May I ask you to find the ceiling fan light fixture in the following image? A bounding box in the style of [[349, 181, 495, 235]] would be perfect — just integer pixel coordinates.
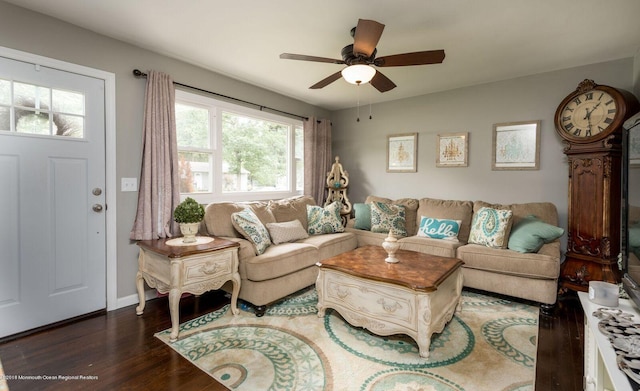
[[341, 64, 376, 85]]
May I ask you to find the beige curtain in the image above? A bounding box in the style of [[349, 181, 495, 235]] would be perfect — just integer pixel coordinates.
[[130, 70, 180, 240], [303, 117, 332, 205]]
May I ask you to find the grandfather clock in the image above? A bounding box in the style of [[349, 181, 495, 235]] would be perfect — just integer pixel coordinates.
[[555, 79, 640, 292]]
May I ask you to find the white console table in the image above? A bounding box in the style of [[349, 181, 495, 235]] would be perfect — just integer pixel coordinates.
[[579, 292, 639, 391]]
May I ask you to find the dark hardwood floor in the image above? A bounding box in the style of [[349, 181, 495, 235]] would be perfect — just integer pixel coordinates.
[[0, 289, 584, 391]]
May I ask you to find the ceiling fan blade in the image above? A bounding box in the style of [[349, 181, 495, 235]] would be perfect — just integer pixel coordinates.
[[370, 70, 396, 93], [353, 19, 385, 58], [310, 71, 343, 89], [280, 53, 345, 64], [375, 50, 445, 67]]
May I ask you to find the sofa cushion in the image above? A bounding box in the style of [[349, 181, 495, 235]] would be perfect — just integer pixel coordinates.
[[204, 201, 274, 238], [417, 198, 474, 243], [468, 207, 513, 249], [507, 215, 564, 253], [473, 200, 559, 226], [353, 203, 372, 230], [365, 196, 419, 236], [457, 243, 560, 280], [307, 202, 344, 235], [241, 242, 319, 282], [370, 202, 407, 237], [266, 219, 309, 245], [398, 235, 462, 258], [417, 216, 461, 241], [231, 208, 272, 255], [269, 195, 316, 230], [299, 232, 357, 260]]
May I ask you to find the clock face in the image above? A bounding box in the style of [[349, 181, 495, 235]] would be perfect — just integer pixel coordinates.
[[558, 90, 617, 139]]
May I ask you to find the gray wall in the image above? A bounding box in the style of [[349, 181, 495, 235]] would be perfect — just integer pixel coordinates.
[[332, 58, 637, 251], [0, 1, 330, 299]]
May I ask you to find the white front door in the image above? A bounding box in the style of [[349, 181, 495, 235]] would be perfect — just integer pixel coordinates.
[[0, 56, 106, 338]]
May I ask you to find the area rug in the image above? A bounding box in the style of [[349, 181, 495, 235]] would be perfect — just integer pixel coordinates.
[[156, 288, 538, 391]]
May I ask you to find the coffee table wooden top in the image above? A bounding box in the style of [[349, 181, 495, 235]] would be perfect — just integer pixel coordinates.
[[317, 246, 463, 293]]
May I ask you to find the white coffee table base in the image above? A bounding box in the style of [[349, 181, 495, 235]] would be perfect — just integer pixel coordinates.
[[316, 268, 463, 358]]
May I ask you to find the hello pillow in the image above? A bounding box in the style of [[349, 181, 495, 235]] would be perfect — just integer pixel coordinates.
[[417, 216, 462, 241]]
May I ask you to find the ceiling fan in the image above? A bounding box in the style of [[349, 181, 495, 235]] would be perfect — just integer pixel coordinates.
[[280, 19, 445, 93]]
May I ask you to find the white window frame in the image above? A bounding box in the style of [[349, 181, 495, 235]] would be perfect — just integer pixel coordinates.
[[175, 89, 303, 204]]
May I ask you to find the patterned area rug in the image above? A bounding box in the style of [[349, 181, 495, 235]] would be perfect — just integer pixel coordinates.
[[156, 288, 538, 391]]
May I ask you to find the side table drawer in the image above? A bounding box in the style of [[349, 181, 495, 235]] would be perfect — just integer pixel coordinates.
[[183, 251, 234, 285]]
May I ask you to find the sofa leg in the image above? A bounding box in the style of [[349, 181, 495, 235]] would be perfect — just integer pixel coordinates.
[[540, 303, 555, 316], [255, 305, 267, 317]]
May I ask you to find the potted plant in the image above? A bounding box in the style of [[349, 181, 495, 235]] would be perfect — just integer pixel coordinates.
[[173, 197, 205, 243]]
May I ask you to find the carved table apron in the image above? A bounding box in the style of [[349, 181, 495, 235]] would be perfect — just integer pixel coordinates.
[[135, 237, 240, 342], [316, 246, 464, 358]]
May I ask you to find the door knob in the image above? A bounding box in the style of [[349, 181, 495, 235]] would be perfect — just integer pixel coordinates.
[[92, 204, 104, 212], [92, 187, 102, 196]]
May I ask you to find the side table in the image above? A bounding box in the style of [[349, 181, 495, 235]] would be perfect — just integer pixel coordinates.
[[135, 237, 240, 342]]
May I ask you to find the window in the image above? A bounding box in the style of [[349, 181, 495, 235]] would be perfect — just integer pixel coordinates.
[[0, 78, 85, 138], [175, 89, 304, 203]]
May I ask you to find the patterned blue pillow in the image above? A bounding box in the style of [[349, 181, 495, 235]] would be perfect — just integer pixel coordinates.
[[417, 216, 461, 241], [231, 208, 271, 255], [468, 207, 513, 248], [307, 202, 344, 235], [370, 202, 407, 237]]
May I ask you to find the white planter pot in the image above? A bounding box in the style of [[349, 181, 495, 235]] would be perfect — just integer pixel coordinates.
[[179, 222, 200, 243]]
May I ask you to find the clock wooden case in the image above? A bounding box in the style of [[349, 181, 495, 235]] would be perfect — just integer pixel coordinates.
[[555, 79, 640, 292]]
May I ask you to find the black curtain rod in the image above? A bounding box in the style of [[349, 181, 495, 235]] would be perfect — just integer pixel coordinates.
[[132, 69, 309, 122]]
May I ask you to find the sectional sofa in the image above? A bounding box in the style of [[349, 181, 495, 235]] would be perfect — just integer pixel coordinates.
[[347, 196, 563, 314], [202, 194, 563, 315]]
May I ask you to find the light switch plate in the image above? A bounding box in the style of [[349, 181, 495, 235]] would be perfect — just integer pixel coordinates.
[[121, 177, 138, 192]]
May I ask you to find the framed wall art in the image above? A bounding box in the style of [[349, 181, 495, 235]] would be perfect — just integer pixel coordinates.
[[492, 121, 540, 170], [436, 132, 468, 167], [387, 133, 417, 173]]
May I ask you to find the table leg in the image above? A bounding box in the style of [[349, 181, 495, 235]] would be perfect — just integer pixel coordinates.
[[417, 297, 433, 358], [230, 272, 240, 315], [316, 275, 326, 317], [168, 288, 182, 342], [135, 271, 146, 315]]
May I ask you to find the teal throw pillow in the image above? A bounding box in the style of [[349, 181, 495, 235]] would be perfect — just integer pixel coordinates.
[[370, 202, 407, 237], [307, 202, 345, 235], [468, 207, 513, 249], [507, 215, 564, 253], [417, 216, 461, 241], [231, 208, 271, 255], [353, 203, 372, 231]]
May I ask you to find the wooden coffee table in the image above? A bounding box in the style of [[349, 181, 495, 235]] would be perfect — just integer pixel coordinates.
[[316, 245, 464, 358]]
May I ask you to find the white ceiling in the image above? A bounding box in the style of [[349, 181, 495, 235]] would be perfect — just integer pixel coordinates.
[[7, 0, 640, 111]]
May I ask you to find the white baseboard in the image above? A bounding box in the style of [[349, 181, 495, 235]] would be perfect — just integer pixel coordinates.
[[115, 289, 158, 310]]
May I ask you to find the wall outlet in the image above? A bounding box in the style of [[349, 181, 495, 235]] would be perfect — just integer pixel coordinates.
[[121, 177, 138, 192]]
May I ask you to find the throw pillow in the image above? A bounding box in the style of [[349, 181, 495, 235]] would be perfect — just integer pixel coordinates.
[[307, 202, 345, 235], [370, 202, 408, 237], [417, 216, 462, 241], [231, 208, 271, 255], [266, 219, 309, 245], [353, 203, 372, 231], [507, 215, 564, 253], [468, 207, 513, 249]]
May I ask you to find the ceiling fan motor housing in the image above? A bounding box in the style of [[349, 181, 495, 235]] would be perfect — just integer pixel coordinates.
[[341, 44, 376, 65]]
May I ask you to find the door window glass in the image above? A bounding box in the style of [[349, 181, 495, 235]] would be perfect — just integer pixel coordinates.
[[0, 78, 85, 138]]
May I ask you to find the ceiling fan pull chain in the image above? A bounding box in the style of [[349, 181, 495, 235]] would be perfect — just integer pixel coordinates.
[[369, 86, 373, 120], [356, 83, 361, 122]]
